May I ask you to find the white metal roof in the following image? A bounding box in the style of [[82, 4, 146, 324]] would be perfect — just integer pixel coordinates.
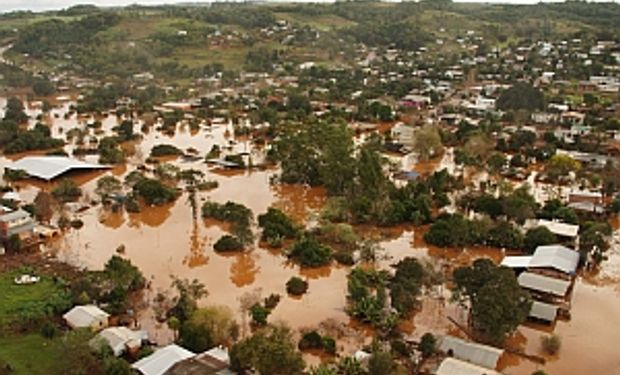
[[62, 305, 109, 328], [501, 256, 533, 268], [535, 219, 579, 238], [518, 272, 571, 296], [6, 156, 108, 180], [438, 336, 504, 369], [529, 301, 559, 322], [132, 344, 195, 375], [436, 357, 503, 375], [530, 245, 579, 274], [92, 327, 147, 356]]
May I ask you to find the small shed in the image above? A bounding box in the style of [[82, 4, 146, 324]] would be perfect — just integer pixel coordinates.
[[63, 305, 109, 330], [529, 300, 559, 323]]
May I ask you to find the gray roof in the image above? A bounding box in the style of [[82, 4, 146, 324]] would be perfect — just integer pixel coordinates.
[[501, 256, 533, 269], [436, 358, 503, 375], [0, 209, 31, 222], [438, 336, 504, 369], [529, 301, 559, 322], [63, 305, 109, 328], [518, 272, 571, 297], [530, 245, 579, 274], [6, 156, 108, 180]]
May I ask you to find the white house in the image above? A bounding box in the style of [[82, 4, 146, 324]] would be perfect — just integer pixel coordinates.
[[91, 326, 148, 356], [63, 305, 109, 330], [132, 344, 195, 375]]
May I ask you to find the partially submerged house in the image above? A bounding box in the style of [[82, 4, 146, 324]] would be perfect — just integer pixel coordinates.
[[132, 344, 195, 375], [163, 346, 234, 375], [517, 272, 572, 300], [63, 305, 109, 330], [501, 244, 579, 276], [438, 336, 504, 370], [6, 156, 108, 181], [435, 357, 503, 375], [0, 209, 35, 240], [90, 326, 148, 356]]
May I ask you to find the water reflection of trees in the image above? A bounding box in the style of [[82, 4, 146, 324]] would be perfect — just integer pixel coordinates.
[[230, 253, 260, 287]]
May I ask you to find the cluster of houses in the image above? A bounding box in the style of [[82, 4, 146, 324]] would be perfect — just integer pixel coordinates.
[[62, 304, 233, 375]]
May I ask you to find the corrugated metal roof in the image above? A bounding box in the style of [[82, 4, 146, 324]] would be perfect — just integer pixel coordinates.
[[518, 272, 571, 296], [6, 156, 107, 180], [438, 336, 504, 369], [62, 305, 109, 328], [530, 245, 579, 274], [501, 256, 533, 268], [133, 344, 195, 375], [529, 301, 559, 322], [535, 219, 579, 238], [436, 357, 503, 375], [0, 209, 31, 222]]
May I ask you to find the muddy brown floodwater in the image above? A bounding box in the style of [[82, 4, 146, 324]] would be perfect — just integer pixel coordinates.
[[2, 97, 620, 373]]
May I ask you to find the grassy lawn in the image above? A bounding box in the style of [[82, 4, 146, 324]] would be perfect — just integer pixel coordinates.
[[0, 334, 65, 375], [0, 270, 63, 326]]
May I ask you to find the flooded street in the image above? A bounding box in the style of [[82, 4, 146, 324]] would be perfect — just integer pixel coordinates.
[[1, 96, 620, 374]]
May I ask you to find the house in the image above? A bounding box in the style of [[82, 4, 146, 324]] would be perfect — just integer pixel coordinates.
[[6, 156, 108, 181], [568, 190, 603, 205], [435, 357, 503, 375], [0, 209, 35, 240], [527, 219, 579, 241], [438, 336, 504, 369], [164, 346, 234, 375], [529, 300, 559, 323], [63, 305, 109, 330], [132, 344, 195, 375], [90, 326, 148, 356], [517, 272, 572, 299], [400, 94, 431, 108], [528, 245, 580, 275], [391, 123, 415, 146]]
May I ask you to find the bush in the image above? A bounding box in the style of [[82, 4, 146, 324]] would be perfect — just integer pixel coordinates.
[[52, 179, 82, 202], [333, 251, 355, 266], [40, 321, 59, 339], [214, 235, 244, 252], [298, 331, 323, 350], [133, 178, 178, 205], [249, 303, 270, 326], [541, 334, 561, 355], [258, 208, 298, 243], [419, 333, 436, 357], [286, 276, 308, 296], [151, 144, 182, 157], [202, 201, 253, 244], [288, 235, 332, 267]]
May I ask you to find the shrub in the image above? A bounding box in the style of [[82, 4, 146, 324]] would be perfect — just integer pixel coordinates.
[[249, 303, 270, 326], [419, 333, 436, 357], [263, 294, 281, 310], [286, 276, 308, 296], [214, 235, 244, 252], [52, 179, 82, 202], [151, 144, 182, 157], [258, 208, 298, 243], [288, 235, 332, 267], [133, 178, 178, 205], [298, 331, 323, 350], [333, 252, 355, 266], [541, 334, 561, 355]]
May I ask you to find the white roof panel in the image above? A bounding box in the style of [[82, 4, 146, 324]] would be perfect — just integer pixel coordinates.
[[7, 156, 107, 180], [132, 344, 195, 375], [535, 219, 579, 238]]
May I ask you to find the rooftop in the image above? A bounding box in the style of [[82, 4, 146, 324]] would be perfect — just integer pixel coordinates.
[[529, 245, 579, 274], [62, 305, 109, 328], [436, 357, 503, 375], [529, 300, 559, 322], [133, 344, 195, 375], [438, 336, 504, 369], [518, 272, 571, 297], [6, 156, 108, 181]]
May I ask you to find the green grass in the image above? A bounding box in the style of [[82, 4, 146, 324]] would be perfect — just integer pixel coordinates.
[[0, 334, 65, 375], [0, 270, 62, 326]]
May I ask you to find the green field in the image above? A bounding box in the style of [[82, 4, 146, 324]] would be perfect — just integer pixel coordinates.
[[0, 270, 64, 326], [0, 334, 65, 375]]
